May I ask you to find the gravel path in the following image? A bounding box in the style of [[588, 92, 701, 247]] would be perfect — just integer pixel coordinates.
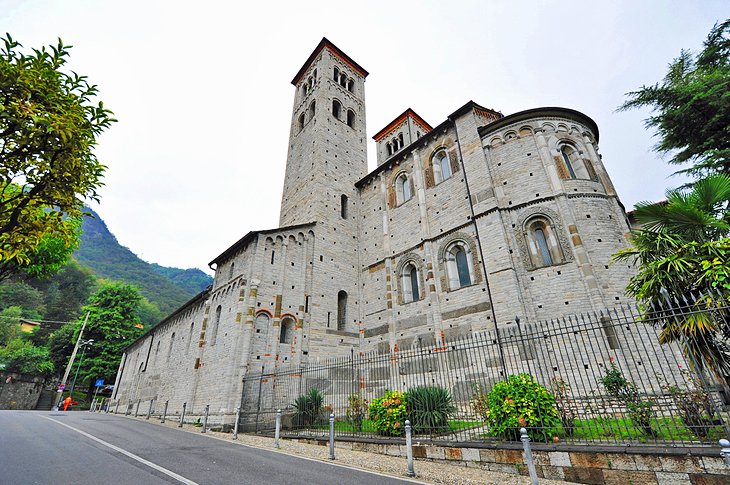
[[118, 414, 572, 485]]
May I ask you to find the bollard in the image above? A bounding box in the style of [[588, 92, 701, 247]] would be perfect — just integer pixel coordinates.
[[179, 402, 187, 427], [115, 400, 119, 414], [161, 400, 168, 423], [126, 400, 132, 416], [329, 413, 335, 460], [720, 439, 730, 466], [135, 399, 141, 417], [275, 409, 282, 449], [405, 420, 415, 477], [233, 406, 240, 440], [520, 428, 539, 485], [202, 404, 209, 433], [147, 399, 154, 420]]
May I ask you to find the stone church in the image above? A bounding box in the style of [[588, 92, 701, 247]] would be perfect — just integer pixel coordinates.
[[112, 38, 634, 422]]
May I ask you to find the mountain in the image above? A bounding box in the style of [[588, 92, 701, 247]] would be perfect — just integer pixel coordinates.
[[74, 208, 212, 316]]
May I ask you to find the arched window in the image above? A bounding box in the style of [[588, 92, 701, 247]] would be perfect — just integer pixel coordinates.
[[560, 145, 577, 178], [347, 78, 354, 92], [167, 332, 175, 361], [302, 84, 308, 96], [229, 262, 235, 280], [340, 194, 348, 219], [255, 312, 270, 334], [445, 242, 475, 290], [386, 143, 393, 156], [309, 101, 316, 120], [280, 317, 294, 344], [395, 173, 412, 205], [332, 99, 341, 120], [333, 67, 340, 82], [313, 68, 317, 80], [398, 133, 404, 147], [525, 218, 564, 268], [346, 109, 355, 128], [401, 263, 421, 303], [337, 290, 347, 331], [307, 76, 313, 89], [339, 72, 347, 87], [432, 149, 452, 183], [210, 305, 222, 346], [298, 112, 305, 132]]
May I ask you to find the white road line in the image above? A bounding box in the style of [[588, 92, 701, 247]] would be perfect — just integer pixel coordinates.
[[43, 416, 198, 485]]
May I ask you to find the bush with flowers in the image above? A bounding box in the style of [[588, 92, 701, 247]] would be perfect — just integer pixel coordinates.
[[485, 373, 560, 442], [368, 389, 408, 436]]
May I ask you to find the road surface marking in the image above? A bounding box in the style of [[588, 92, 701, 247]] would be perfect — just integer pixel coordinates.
[[43, 416, 198, 485]]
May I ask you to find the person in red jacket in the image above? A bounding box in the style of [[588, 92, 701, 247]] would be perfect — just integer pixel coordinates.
[[63, 396, 72, 411]]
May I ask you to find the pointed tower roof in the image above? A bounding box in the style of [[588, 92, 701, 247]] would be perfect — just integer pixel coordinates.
[[291, 37, 369, 86]]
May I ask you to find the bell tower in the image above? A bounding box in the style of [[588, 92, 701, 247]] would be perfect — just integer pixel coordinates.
[[279, 38, 369, 227], [279, 38, 369, 346]]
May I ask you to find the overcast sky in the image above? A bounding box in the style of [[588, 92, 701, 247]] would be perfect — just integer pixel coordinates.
[[4, 1, 728, 273]]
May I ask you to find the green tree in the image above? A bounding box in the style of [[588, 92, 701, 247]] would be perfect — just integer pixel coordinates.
[[0, 278, 45, 318], [0, 305, 22, 345], [0, 337, 54, 375], [46, 322, 75, 373], [0, 34, 115, 280], [619, 19, 730, 178], [72, 282, 145, 391]]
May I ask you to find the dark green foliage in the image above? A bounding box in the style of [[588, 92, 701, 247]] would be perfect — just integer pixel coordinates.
[[150, 264, 212, 294], [405, 386, 456, 434], [46, 322, 75, 373], [75, 207, 211, 318], [0, 338, 54, 375], [551, 376, 577, 437], [293, 388, 324, 426], [35, 260, 96, 323], [0, 279, 45, 319], [601, 362, 656, 438], [667, 372, 715, 439], [619, 20, 730, 178], [483, 374, 560, 442]]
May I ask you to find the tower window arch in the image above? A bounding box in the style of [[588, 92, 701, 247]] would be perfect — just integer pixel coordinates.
[[346, 109, 355, 128], [401, 262, 421, 303], [398, 132, 404, 147], [333, 66, 340, 82], [339, 72, 347, 87], [432, 149, 452, 183], [298, 112, 305, 132], [386, 143, 393, 156], [210, 305, 222, 346], [309, 100, 316, 120], [332, 99, 342, 120], [525, 216, 564, 268], [444, 241, 475, 290], [340, 194, 348, 219], [280, 317, 294, 344], [557, 143, 597, 181], [395, 172, 413, 205], [337, 290, 347, 331], [347, 78, 354, 92]]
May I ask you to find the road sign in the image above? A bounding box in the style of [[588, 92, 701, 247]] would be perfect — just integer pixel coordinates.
[[95, 379, 104, 387], [57, 384, 65, 391]]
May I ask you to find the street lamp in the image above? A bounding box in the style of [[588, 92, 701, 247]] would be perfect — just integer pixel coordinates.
[[68, 339, 94, 398]]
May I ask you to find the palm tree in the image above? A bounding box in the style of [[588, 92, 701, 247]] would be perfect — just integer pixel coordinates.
[[614, 174, 730, 380]]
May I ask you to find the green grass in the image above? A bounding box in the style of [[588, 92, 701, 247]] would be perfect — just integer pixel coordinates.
[[312, 418, 485, 435], [565, 416, 725, 443]]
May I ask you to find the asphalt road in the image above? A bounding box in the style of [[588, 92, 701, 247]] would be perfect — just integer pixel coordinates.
[[0, 411, 419, 485]]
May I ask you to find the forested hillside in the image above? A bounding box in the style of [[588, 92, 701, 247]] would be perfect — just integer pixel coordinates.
[[74, 208, 212, 316]]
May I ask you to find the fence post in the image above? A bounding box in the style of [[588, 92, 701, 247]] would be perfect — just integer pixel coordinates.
[[147, 399, 153, 420], [405, 420, 415, 477], [115, 400, 119, 414], [125, 400, 132, 415], [275, 409, 281, 449], [233, 406, 240, 440], [135, 399, 141, 417], [328, 413, 335, 460], [202, 404, 209, 433], [520, 428, 539, 485], [179, 402, 186, 427], [720, 439, 730, 467], [161, 400, 168, 423]]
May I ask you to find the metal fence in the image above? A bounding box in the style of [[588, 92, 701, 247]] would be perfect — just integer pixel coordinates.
[[239, 293, 730, 447]]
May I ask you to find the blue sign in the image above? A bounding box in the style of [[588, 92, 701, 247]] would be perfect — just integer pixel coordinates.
[[95, 379, 104, 387]]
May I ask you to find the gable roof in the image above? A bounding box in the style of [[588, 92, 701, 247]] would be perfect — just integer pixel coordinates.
[[291, 37, 369, 86]]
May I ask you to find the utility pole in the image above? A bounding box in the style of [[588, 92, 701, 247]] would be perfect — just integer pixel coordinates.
[[52, 311, 90, 411]]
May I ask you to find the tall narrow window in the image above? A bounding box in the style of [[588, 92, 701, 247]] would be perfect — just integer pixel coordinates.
[[337, 290, 347, 331], [445, 242, 475, 290], [271, 250, 275, 264], [340, 194, 348, 219], [386, 143, 393, 156], [280, 317, 294, 344], [347, 109, 355, 128], [398, 133, 404, 147], [433, 149, 452, 183], [309, 100, 316, 120], [396, 173, 412, 204], [229, 262, 235, 280], [534, 226, 553, 266], [333, 67, 339, 82], [455, 247, 471, 287], [347, 79, 354, 92], [210, 305, 222, 346], [401, 263, 420, 303], [561, 145, 578, 179], [332, 99, 341, 120], [298, 112, 305, 132], [339, 72, 347, 87]]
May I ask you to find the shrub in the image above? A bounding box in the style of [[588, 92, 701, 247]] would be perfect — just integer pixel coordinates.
[[600, 361, 656, 437], [484, 374, 560, 442], [293, 388, 324, 427], [406, 386, 456, 434], [551, 376, 577, 436], [346, 393, 368, 431], [667, 370, 715, 439], [368, 389, 407, 436]]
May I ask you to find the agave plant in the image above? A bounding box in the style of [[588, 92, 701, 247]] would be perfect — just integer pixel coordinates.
[[406, 386, 456, 434], [293, 388, 324, 427]]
